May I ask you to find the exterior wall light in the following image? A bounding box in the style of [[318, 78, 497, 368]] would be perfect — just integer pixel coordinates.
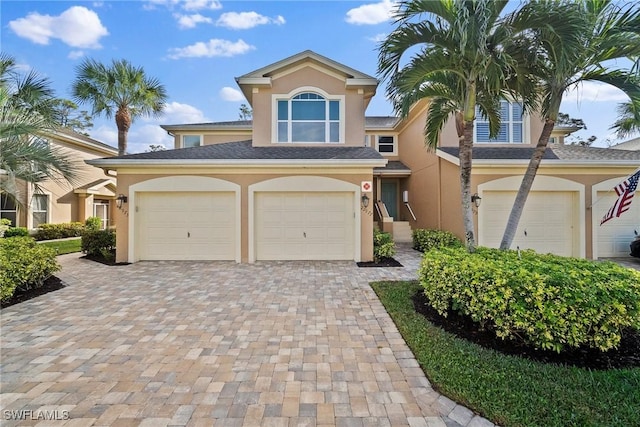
[[116, 194, 128, 209], [361, 194, 370, 208], [471, 193, 482, 208]]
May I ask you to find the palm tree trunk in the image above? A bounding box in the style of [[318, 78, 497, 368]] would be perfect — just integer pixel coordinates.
[[459, 120, 476, 252], [115, 107, 131, 156], [499, 118, 555, 249]]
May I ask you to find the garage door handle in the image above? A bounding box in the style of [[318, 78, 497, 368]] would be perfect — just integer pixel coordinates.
[[187, 232, 190, 238], [303, 232, 306, 238]]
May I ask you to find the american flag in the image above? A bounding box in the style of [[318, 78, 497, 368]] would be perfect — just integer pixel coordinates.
[[600, 169, 640, 225]]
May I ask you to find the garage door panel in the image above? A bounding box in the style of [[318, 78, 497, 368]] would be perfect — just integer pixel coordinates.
[[481, 191, 576, 257], [137, 191, 236, 261], [256, 192, 354, 260], [596, 190, 639, 257]]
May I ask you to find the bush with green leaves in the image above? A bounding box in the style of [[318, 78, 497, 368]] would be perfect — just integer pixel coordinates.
[[374, 229, 396, 262], [0, 237, 60, 301], [81, 229, 115, 259], [412, 229, 463, 252], [35, 222, 85, 241], [419, 246, 640, 353], [4, 227, 29, 238], [84, 216, 103, 231], [0, 218, 11, 237]]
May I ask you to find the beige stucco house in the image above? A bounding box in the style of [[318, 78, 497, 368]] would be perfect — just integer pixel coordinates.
[[88, 50, 640, 263], [2, 128, 118, 230]]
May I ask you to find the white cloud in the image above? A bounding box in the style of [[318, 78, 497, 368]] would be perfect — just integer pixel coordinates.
[[219, 87, 245, 102], [562, 81, 630, 103], [175, 13, 212, 29], [346, 0, 396, 25], [368, 33, 387, 43], [67, 50, 85, 59], [128, 124, 174, 153], [167, 38, 255, 59], [144, 0, 221, 11], [8, 6, 108, 49], [89, 125, 118, 147], [183, 0, 222, 11], [216, 11, 286, 30], [161, 101, 208, 123]]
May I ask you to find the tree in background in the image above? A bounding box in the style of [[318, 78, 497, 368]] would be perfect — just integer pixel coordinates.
[[239, 103, 252, 120], [0, 53, 76, 209], [72, 58, 168, 156], [50, 99, 93, 135], [500, 0, 640, 250]]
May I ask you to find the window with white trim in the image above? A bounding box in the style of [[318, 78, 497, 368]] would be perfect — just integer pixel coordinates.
[[277, 92, 340, 143], [1, 193, 18, 226], [32, 194, 48, 228], [376, 135, 396, 154], [475, 100, 524, 144], [182, 135, 201, 148]]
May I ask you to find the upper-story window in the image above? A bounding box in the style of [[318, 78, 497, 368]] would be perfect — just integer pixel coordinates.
[[367, 134, 397, 155], [277, 92, 340, 143], [182, 135, 201, 148], [475, 100, 525, 144]]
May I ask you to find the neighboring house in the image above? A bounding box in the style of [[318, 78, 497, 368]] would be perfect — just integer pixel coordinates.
[[611, 136, 640, 151], [87, 50, 640, 263], [1, 128, 118, 230]]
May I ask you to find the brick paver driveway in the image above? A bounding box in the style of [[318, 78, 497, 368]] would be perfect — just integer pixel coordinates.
[[1, 245, 492, 427]]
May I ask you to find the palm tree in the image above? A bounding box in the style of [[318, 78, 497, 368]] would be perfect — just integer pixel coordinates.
[[610, 99, 640, 139], [0, 53, 76, 210], [500, 0, 640, 250], [72, 58, 168, 156], [378, 0, 552, 251]]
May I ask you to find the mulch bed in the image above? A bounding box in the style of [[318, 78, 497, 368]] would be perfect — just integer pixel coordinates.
[[357, 257, 403, 267], [1, 276, 65, 309], [81, 254, 130, 266], [412, 290, 640, 370]]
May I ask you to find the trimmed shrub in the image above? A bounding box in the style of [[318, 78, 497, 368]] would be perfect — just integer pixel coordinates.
[[412, 229, 463, 252], [4, 227, 29, 238], [82, 229, 115, 259], [374, 229, 396, 262], [35, 222, 85, 241], [419, 246, 640, 353], [85, 216, 103, 231], [0, 236, 60, 301]]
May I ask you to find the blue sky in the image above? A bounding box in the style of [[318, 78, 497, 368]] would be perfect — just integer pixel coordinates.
[[2, 0, 634, 153]]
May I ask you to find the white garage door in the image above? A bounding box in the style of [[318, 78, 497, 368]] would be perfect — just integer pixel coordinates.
[[480, 191, 577, 257], [596, 190, 640, 257], [255, 192, 354, 260], [137, 192, 236, 260]]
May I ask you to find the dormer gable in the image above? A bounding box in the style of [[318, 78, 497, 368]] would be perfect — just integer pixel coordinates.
[[236, 51, 378, 147]]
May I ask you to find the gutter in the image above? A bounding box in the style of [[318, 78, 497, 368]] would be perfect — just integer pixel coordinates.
[[86, 158, 388, 169]]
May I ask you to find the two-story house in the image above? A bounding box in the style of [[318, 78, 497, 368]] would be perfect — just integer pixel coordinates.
[[2, 128, 118, 230], [88, 50, 640, 263]]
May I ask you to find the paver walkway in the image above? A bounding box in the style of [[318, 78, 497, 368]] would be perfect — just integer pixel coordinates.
[[1, 245, 494, 427]]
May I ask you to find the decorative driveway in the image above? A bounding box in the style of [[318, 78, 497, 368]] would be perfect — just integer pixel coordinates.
[[0, 245, 493, 427]]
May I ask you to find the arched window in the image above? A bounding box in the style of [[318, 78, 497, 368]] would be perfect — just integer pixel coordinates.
[[277, 92, 340, 143]]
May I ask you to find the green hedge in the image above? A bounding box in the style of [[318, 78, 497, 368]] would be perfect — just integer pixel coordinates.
[[35, 222, 85, 241], [4, 227, 29, 238], [82, 229, 116, 260], [419, 247, 640, 352], [0, 237, 60, 301], [374, 229, 396, 261], [412, 229, 463, 252]]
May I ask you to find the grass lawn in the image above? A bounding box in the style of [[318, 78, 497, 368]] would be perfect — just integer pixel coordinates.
[[39, 238, 82, 255], [371, 280, 640, 427]]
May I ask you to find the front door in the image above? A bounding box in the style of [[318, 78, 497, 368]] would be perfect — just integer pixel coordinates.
[[381, 180, 398, 219]]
